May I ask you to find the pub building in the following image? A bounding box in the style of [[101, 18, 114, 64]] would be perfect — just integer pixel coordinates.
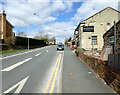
[[74, 7, 120, 51]]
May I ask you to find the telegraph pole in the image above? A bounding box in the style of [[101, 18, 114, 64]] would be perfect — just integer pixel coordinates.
[[114, 21, 116, 55]]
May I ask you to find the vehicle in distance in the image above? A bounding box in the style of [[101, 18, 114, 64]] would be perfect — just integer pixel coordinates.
[[57, 44, 64, 50]]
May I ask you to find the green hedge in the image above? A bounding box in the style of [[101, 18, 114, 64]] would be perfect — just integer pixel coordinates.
[[15, 36, 46, 46]]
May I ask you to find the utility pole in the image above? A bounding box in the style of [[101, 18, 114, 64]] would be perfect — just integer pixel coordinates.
[[28, 25, 29, 50], [114, 21, 116, 55]]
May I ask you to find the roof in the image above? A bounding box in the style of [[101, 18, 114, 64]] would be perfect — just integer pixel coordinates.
[[76, 7, 120, 30], [0, 13, 14, 28], [6, 20, 14, 28]]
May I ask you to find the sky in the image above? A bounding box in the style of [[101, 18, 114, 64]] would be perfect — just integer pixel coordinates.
[[0, 0, 120, 43]]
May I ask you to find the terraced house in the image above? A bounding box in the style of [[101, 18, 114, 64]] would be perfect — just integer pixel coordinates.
[[74, 7, 120, 50], [0, 11, 14, 43]]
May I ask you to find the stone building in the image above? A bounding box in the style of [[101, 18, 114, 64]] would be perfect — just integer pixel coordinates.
[[0, 11, 14, 42], [74, 7, 120, 50], [103, 20, 120, 54]]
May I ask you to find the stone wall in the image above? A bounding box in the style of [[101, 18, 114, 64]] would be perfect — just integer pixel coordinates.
[[103, 20, 120, 54], [78, 51, 120, 94]]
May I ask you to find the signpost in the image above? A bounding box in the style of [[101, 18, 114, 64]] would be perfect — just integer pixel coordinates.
[[83, 26, 94, 32]]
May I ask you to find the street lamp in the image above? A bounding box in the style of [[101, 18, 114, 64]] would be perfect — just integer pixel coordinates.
[[28, 13, 37, 50], [28, 25, 29, 50]]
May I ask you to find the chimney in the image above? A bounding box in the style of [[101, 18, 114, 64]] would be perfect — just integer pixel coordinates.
[[1, 10, 6, 40]]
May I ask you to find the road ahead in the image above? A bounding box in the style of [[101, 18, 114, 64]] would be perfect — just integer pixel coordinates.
[[0, 45, 115, 94]]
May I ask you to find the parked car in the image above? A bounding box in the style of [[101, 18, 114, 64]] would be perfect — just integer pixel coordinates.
[[57, 44, 64, 50]]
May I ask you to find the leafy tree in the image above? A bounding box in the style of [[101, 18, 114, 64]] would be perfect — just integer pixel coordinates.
[[40, 37, 49, 42]]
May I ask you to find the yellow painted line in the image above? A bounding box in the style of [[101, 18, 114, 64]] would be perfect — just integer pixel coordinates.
[[50, 54, 62, 93], [44, 54, 61, 93]]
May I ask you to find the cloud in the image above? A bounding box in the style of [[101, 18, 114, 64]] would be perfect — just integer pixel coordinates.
[[44, 21, 76, 43], [0, 0, 72, 27], [72, 0, 120, 24]]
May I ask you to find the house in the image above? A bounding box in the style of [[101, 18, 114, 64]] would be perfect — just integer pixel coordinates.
[[75, 7, 120, 51], [103, 20, 120, 54], [0, 11, 14, 43]]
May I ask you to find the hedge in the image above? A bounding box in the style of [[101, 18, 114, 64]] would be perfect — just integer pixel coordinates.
[[15, 36, 46, 46]]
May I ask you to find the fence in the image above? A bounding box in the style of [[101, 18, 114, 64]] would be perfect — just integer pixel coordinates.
[[108, 54, 120, 70]]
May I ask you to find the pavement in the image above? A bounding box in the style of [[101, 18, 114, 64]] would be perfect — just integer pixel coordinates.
[[0, 45, 116, 94], [62, 47, 115, 93]]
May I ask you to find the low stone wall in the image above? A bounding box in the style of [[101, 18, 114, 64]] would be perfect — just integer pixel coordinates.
[[78, 51, 120, 94]]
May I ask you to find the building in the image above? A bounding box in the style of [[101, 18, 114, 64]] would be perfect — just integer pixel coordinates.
[[103, 20, 120, 54], [49, 37, 56, 45], [0, 11, 14, 43], [74, 7, 120, 50]]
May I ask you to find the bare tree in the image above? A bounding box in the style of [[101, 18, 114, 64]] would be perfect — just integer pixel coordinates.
[[38, 30, 44, 38], [44, 34, 49, 39], [17, 30, 27, 37], [34, 35, 40, 39]]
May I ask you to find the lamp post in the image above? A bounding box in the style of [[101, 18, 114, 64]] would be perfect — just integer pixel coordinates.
[[28, 25, 29, 50], [28, 13, 37, 50]]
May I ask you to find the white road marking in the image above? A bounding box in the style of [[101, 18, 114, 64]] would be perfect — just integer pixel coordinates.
[[57, 51, 64, 53], [35, 53, 41, 56], [1, 76, 29, 95], [1, 58, 32, 72], [88, 72, 92, 74], [46, 50, 48, 52], [0, 46, 51, 60]]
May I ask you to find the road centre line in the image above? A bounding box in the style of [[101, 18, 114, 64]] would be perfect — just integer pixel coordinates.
[[1, 76, 29, 95], [1, 46, 51, 60], [35, 53, 42, 56], [1, 58, 32, 72], [44, 54, 61, 93], [50, 54, 62, 93]]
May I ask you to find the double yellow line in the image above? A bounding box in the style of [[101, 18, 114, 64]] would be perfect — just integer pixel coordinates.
[[44, 53, 62, 93]]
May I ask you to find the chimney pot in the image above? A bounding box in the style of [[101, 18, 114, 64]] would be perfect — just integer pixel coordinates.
[[3, 10, 5, 14]]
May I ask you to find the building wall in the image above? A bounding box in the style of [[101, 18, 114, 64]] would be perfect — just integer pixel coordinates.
[[103, 20, 120, 54], [6, 21, 13, 37], [78, 7, 120, 50], [0, 12, 14, 41]]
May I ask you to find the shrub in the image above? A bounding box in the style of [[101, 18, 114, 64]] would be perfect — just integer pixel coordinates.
[[5, 37, 16, 46], [75, 48, 87, 56]]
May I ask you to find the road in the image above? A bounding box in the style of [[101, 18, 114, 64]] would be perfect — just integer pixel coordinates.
[[0, 45, 116, 94]]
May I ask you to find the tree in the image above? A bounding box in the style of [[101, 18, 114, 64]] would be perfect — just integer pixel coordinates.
[[17, 30, 27, 37], [40, 37, 49, 42], [38, 30, 44, 38], [34, 35, 40, 39], [5, 37, 16, 46], [44, 34, 49, 39], [68, 37, 72, 42]]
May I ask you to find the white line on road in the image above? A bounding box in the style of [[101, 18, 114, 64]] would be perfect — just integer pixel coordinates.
[[35, 53, 41, 56], [0, 46, 51, 60], [1, 58, 32, 72], [46, 50, 49, 52], [1, 76, 29, 95]]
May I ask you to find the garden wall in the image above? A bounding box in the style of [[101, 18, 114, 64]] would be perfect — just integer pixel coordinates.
[[78, 51, 120, 94]]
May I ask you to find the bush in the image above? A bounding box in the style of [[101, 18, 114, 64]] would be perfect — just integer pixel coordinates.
[[5, 37, 16, 46], [75, 48, 87, 57]]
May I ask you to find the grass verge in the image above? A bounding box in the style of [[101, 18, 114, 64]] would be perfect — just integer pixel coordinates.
[[0, 49, 26, 54]]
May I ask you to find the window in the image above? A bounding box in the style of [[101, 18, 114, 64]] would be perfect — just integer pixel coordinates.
[[107, 23, 111, 31], [92, 36, 97, 45], [109, 36, 114, 45]]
